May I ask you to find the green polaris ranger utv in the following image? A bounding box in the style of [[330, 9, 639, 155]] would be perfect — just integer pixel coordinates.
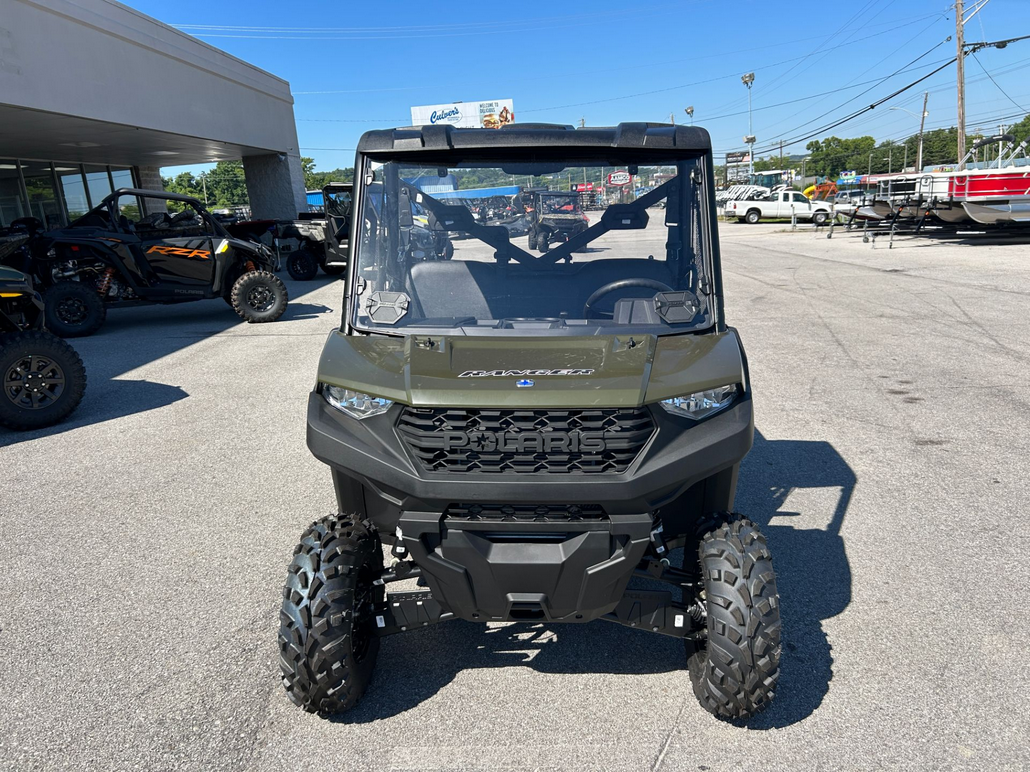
[[281, 123, 780, 721], [0, 265, 86, 429]]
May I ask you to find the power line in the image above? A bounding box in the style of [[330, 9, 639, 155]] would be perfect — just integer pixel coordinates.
[[752, 38, 953, 150], [174, 4, 683, 41], [971, 52, 1029, 112], [757, 0, 898, 99], [757, 9, 949, 136], [732, 34, 1030, 157], [521, 22, 953, 116]]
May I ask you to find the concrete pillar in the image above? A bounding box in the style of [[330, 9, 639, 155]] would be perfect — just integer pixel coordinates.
[[135, 165, 165, 192], [242, 152, 307, 220], [134, 166, 167, 214]]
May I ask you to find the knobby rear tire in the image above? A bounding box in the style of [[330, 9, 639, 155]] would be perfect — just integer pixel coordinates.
[[231, 271, 288, 323], [43, 281, 106, 338]]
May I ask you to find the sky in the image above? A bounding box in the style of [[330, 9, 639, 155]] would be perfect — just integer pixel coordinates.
[[126, 0, 1030, 177]]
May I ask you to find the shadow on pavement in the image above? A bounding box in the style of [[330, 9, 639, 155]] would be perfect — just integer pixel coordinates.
[[333, 618, 685, 725], [282, 301, 334, 321], [330, 429, 855, 726], [736, 430, 855, 729], [0, 275, 340, 446]]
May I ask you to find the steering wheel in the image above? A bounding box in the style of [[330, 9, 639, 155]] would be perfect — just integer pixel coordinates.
[[583, 278, 673, 318]]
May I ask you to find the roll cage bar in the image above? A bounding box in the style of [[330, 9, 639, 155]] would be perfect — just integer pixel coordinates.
[[403, 176, 679, 268]]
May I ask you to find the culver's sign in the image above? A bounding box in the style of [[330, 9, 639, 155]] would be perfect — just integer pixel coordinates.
[[429, 106, 462, 125], [410, 98, 515, 129]]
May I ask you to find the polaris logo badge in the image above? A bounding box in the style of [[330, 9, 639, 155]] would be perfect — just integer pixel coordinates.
[[458, 369, 595, 378], [442, 431, 606, 454]]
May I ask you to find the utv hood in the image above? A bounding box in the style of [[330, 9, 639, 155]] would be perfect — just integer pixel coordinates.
[[317, 331, 746, 409]]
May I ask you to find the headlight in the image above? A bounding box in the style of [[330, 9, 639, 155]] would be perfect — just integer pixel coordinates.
[[659, 384, 739, 420], [322, 384, 393, 419]]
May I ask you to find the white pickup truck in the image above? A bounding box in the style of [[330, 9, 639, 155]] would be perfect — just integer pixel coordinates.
[[724, 190, 832, 224]]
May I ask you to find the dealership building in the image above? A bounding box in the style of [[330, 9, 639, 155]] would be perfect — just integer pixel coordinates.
[[1, 0, 307, 228]]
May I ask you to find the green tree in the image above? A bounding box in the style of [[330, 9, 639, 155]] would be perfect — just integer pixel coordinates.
[[205, 161, 248, 208], [301, 157, 354, 191], [804, 135, 877, 177], [162, 161, 249, 209]]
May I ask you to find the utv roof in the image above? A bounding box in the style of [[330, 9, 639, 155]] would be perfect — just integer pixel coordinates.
[[356, 122, 712, 154]]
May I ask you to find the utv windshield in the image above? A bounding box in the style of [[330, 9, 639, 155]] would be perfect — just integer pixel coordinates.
[[539, 193, 581, 214], [351, 156, 715, 336]]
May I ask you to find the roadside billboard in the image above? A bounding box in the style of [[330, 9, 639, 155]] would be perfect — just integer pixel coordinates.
[[410, 100, 515, 129], [725, 151, 751, 183]]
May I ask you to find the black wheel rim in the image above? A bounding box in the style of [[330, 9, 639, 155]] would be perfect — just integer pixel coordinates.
[[56, 297, 88, 325], [246, 284, 275, 312], [3, 354, 66, 410]]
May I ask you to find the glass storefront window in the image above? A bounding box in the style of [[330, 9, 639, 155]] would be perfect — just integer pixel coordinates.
[[110, 168, 135, 193], [84, 164, 113, 207], [0, 160, 28, 227], [1, 162, 140, 230], [56, 165, 89, 221], [20, 162, 63, 229]]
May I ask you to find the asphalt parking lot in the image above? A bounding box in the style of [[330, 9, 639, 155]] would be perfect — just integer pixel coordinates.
[[2, 222, 1029, 771]]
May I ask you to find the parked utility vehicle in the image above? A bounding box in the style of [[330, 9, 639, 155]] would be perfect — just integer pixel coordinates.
[[523, 190, 590, 254], [232, 182, 353, 281], [0, 265, 85, 429], [10, 189, 287, 337], [725, 189, 832, 224], [282, 123, 781, 721]]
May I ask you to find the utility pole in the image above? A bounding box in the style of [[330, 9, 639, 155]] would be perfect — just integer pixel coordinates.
[[578, 117, 585, 129], [201, 173, 208, 206], [669, 112, 676, 125], [779, 140, 784, 170], [956, 0, 966, 169], [917, 91, 929, 172], [999, 124, 1006, 168]]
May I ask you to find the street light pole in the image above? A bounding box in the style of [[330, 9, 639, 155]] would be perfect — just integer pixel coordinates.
[[917, 91, 928, 172], [684, 106, 694, 125], [890, 95, 930, 172], [742, 73, 755, 179]]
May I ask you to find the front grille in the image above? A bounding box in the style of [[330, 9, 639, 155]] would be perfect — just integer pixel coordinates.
[[397, 407, 655, 474], [445, 503, 607, 521]]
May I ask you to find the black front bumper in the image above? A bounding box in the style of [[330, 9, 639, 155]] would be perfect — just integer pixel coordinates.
[[307, 393, 752, 622]]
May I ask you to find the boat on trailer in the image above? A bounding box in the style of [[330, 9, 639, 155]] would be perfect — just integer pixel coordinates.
[[932, 134, 1030, 226]]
